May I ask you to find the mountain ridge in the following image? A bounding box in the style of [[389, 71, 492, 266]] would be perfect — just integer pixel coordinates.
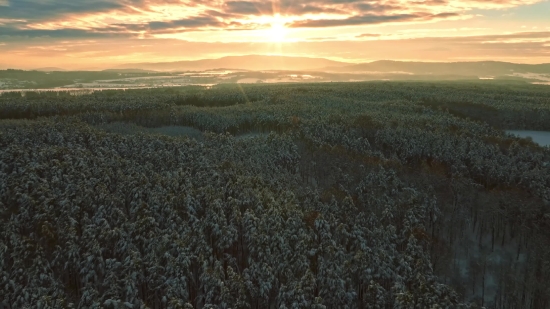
[[4, 56, 549, 79], [112, 56, 550, 77], [326, 60, 550, 76], [34, 67, 68, 72], [113, 55, 352, 71]]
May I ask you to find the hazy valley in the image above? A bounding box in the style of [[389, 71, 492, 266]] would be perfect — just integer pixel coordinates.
[[2, 56, 550, 92]]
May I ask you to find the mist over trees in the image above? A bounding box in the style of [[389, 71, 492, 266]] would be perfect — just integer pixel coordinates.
[[1, 81, 549, 308]]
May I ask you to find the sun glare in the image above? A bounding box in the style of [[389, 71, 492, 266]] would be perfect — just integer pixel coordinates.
[[268, 14, 287, 42]]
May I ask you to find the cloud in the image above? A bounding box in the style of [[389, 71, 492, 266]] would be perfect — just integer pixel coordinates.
[[288, 12, 460, 28], [0, 18, 25, 25], [356, 33, 381, 38], [289, 14, 416, 28], [0, 26, 130, 38], [0, 0, 125, 20], [223, 1, 346, 16], [148, 16, 225, 31], [224, 1, 274, 15], [0, 0, 547, 43]]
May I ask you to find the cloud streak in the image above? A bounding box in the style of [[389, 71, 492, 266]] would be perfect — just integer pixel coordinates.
[[287, 12, 463, 28]]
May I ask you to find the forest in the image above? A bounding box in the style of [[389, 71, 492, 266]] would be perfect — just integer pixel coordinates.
[[0, 81, 549, 309]]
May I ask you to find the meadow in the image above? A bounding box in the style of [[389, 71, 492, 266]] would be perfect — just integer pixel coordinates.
[[1, 81, 549, 309]]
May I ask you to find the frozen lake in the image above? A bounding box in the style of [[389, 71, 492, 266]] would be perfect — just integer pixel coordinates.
[[506, 130, 550, 147]]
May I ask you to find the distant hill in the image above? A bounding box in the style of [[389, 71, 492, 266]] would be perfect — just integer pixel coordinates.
[[102, 68, 158, 73], [113, 57, 550, 78], [34, 67, 67, 72], [326, 60, 550, 76], [114, 55, 351, 72]]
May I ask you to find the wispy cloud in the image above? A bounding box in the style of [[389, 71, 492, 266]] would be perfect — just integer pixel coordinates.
[[0, 18, 25, 25]]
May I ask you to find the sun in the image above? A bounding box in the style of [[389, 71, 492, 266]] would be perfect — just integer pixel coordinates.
[[268, 14, 287, 42]]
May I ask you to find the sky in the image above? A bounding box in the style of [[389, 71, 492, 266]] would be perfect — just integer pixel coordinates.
[[0, 0, 549, 69]]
